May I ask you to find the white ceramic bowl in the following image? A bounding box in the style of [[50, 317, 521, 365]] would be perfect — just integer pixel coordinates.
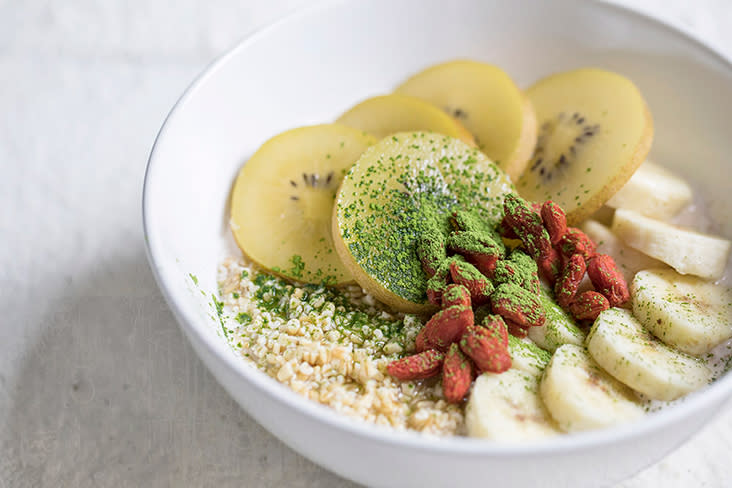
[[143, 1, 732, 486]]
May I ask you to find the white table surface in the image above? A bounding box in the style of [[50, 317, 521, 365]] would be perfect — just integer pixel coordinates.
[[1, 1, 731, 486]]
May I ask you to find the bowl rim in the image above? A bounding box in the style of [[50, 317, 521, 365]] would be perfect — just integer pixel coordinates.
[[143, 0, 732, 456]]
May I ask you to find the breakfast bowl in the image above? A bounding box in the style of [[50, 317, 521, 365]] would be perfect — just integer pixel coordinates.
[[142, 0, 732, 486]]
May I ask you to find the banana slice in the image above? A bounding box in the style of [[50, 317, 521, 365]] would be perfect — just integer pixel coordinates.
[[606, 160, 692, 220], [465, 369, 560, 441], [581, 219, 667, 283], [587, 308, 711, 401], [631, 269, 732, 356], [528, 290, 585, 352], [540, 344, 644, 432], [508, 336, 551, 377], [611, 208, 731, 280]]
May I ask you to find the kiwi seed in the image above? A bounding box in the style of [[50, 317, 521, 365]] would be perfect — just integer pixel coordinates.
[[528, 112, 600, 183]]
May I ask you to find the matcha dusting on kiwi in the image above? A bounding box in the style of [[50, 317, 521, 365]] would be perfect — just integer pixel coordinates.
[[346, 176, 455, 302], [336, 132, 513, 306]]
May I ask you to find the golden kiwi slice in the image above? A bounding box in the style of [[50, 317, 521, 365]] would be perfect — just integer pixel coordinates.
[[517, 68, 653, 224], [336, 94, 475, 146], [395, 60, 537, 181], [230, 124, 375, 284], [333, 132, 513, 313]]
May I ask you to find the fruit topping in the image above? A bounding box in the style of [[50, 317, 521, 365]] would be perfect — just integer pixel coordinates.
[[605, 160, 692, 220], [631, 269, 732, 356], [567, 291, 610, 321], [587, 308, 710, 401], [586, 254, 630, 307], [396, 60, 537, 181], [421, 305, 474, 352], [540, 344, 642, 432], [441, 283, 472, 309], [491, 283, 546, 329], [442, 343, 474, 403], [332, 132, 512, 312], [459, 315, 512, 374], [541, 200, 568, 245], [555, 254, 587, 308], [230, 124, 375, 284], [517, 68, 653, 224], [502, 194, 553, 260], [449, 259, 494, 305], [386, 349, 445, 381], [611, 208, 731, 280], [336, 94, 475, 145], [558, 227, 596, 262]]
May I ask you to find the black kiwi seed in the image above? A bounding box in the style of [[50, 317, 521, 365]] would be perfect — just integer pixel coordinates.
[[522, 113, 601, 184], [290, 170, 340, 201], [445, 106, 468, 120]]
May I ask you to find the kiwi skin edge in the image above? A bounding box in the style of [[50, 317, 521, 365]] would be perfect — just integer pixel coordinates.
[[330, 189, 438, 316], [503, 95, 539, 183], [565, 103, 653, 226]]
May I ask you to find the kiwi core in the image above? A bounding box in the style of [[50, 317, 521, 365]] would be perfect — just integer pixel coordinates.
[[529, 113, 599, 182]]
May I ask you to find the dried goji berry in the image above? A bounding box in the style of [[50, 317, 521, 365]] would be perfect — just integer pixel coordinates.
[[491, 283, 546, 328], [505, 319, 530, 338], [503, 194, 553, 260], [441, 283, 472, 309], [492, 250, 541, 295], [555, 253, 587, 308], [558, 227, 596, 262], [497, 216, 518, 239], [447, 230, 502, 277], [422, 305, 474, 351], [414, 327, 430, 353], [537, 246, 562, 286], [449, 260, 493, 305], [541, 200, 568, 245], [442, 343, 473, 403], [568, 290, 610, 321], [386, 349, 444, 380], [587, 254, 630, 307], [459, 315, 511, 373]]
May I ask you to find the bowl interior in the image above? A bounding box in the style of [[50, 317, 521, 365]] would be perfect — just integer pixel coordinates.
[[144, 0, 732, 456]]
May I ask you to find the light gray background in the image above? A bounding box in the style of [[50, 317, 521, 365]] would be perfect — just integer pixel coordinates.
[[2, 1, 731, 486]]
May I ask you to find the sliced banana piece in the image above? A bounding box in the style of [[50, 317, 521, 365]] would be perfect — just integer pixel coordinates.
[[508, 336, 551, 377], [606, 160, 692, 220], [581, 219, 667, 283], [466, 369, 561, 441], [631, 269, 732, 356], [528, 290, 585, 352], [611, 209, 731, 279], [540, 344, 644, 432], [587, 308, 711, 401]]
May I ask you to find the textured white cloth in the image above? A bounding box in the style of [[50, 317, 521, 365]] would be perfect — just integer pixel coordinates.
[[1, 1, 730, 486]]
